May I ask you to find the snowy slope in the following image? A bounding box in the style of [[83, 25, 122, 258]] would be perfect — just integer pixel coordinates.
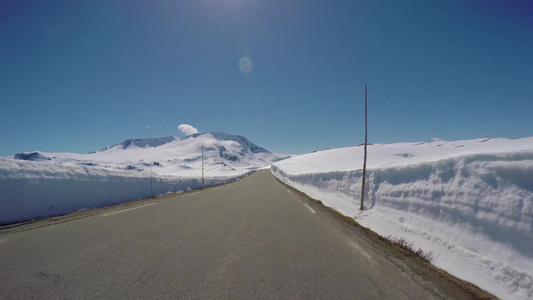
[[1, 132, 288, 225], [13, 132, 288, 177], [271, 137, 533, 300], [99, 136, 177, 151]]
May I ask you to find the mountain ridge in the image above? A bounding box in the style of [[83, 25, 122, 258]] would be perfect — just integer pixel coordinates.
[[14, 132, 289, 177], [101, 136, 178, 151]]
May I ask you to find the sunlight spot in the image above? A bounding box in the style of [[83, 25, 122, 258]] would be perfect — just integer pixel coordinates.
[[239, 56, 253, 73]]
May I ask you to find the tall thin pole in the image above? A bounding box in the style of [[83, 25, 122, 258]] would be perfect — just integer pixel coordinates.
[[360, 84, 368, 210], [150, 163, 153, 198], [201, 142, 204, 185]]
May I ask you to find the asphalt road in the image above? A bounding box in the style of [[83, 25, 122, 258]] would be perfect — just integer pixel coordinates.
[[0, 170, 491, 299]]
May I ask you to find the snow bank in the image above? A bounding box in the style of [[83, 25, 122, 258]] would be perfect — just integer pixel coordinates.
[[0, 158, 244, 225], [0, 131, 285, 225], [272, 137, 533, 300]]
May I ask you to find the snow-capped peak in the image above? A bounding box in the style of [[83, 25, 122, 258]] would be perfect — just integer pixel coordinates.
[[184, 132, 270, 154], [101, 136, 178, 151], [13, 132, 289, 177]]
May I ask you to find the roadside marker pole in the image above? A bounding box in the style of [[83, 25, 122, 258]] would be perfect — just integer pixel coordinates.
[[360, 84, 368, 211], [201, 142, 205, 186]]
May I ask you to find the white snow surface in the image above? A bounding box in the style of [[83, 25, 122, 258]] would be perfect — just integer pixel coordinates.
[[1, 132, 288, 225], [271, 137, 533, 300], [47, 132, 287, 177]]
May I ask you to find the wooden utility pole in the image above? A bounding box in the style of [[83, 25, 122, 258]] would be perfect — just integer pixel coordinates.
[[360, 84, 368, 210]]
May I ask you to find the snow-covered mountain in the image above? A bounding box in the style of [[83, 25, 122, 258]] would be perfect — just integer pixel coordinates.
[[99, 136, 178, 151], [1, 132, 289, 225], [13, 132, 289, 176]]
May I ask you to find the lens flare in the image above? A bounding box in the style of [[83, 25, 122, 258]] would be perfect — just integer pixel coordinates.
[[239, 56, 253, 73]]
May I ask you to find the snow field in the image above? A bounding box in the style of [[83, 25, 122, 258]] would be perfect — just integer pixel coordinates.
[[271, 138, 533, 300]]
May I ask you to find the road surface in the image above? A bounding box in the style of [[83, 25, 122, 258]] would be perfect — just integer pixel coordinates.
[[0, 170, 492, 299]]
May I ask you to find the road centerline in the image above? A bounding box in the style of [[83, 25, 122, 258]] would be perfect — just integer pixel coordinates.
[[100, 203, 157, 217], [184, 192, 200, 197]]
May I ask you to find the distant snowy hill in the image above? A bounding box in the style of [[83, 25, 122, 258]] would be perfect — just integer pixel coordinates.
[[13, 132, 289, 176], [99, 136, 178, 151]]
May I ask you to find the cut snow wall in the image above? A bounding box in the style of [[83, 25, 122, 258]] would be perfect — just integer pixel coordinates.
[[0, 158, 241, 225], [271, 152, 533, 300], [273, 152, 533, 259]]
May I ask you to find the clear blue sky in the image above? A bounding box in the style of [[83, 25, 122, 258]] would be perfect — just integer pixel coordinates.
[[1, 0, 532, 156]]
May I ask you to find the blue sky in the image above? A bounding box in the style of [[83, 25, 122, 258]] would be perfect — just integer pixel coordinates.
[[1, 0, 531, 156]]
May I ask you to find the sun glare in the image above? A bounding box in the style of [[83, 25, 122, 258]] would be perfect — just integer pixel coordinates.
[[239, 56, 253, 73]]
